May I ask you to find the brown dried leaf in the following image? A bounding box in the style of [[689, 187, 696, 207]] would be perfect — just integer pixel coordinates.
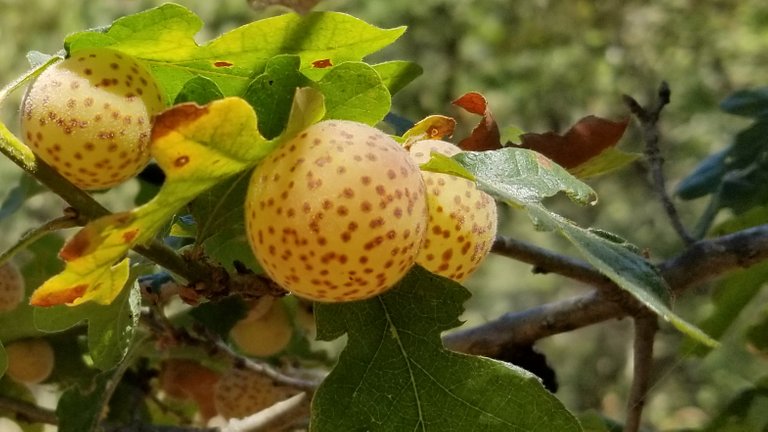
[[518, 116, 629, 169], [452, 92, 501, 151]]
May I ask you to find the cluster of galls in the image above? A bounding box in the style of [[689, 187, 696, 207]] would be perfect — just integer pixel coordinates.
[[245, 120, 497, 302], [19, 49, 497, 304]]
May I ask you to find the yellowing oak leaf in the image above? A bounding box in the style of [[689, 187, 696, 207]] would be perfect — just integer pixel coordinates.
[[30, 96, 273, 307]]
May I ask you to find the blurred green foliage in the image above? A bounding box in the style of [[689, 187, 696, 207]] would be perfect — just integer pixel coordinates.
[[1, 0, 768, 430]]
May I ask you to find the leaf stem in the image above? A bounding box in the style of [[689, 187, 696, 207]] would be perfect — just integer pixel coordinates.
[[0, 395, 58, 425]]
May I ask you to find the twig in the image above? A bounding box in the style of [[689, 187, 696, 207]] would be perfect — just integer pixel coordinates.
[[623, 82, 695, 245], [0, 395, 58, 425], [624, 313, 658, 432], [0, 212, 80, 266], [102, 425, 217, 432], [221, 392, 309, 432], [142, 304, 320, 393], [206, 333, 320, 392], [445, 224, 768, 356], [491, 236, 610, 288]]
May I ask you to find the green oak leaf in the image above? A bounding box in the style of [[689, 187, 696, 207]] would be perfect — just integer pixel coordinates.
[[65, 4, 405, 101], [372, 60, 423, 95], [454, 148, 597, 205], [56, 365, 129, 432], [188, 172, 261, 273], [684, 262, 768, 355], [315, 61, 391, 125], [243, 55, 311, 139], [451, 148, 716, 347], [34, 273, 141, 370], [528, 204, 716, 347], [313, 267, 582, 431], [173, 75, 224, 105]]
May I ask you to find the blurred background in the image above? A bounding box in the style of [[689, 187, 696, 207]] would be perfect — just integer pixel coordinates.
[[1, 0, 767, 429]]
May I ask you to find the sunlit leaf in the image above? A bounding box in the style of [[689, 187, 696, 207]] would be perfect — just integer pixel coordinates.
[[65, 4, 405, 101], [402, 115, 456, 144], [30, 97, 270, 306], [315, 61, 391, 125], [243, 55, 310, 139], [453, 147, 596, 205], [371, 60, 423, 95], [313, 267, 582, 431], [173, 76, 224, 105]]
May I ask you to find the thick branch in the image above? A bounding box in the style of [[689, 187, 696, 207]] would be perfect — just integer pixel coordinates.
[[491, 236, 610, 288], [445, 224, 768, 355]]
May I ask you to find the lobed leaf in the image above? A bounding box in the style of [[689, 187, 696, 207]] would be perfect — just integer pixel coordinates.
[[315, 61, 391, 125], [29, 97, 270, 306], [527, 205, 717, 347], [313, 267, 582, 431], [372, 60, 423, 95], [65, 4, 405, 101], [451, 150, 715, 347]]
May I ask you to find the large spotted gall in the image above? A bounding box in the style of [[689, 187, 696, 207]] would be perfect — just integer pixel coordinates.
[[20, 48, 164, 190], [409, 140, 497, 281], [245, 120, 428, 302]]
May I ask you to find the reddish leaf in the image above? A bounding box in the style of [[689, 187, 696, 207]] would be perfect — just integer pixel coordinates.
[[518, 116, 629, 169], [452, 92, 501, 151]]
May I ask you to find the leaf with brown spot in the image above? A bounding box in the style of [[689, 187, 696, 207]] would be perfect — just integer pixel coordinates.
[[312, 59, 333, 68], [517, 115, 630, 171], [402, 115, 456, 147], [28, 96, 289, 306], [452, 92, 501, 151]]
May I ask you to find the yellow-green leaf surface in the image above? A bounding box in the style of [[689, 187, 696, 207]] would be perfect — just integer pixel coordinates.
[[64, 3, 405, 101], [30, 97, 269, 307]]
